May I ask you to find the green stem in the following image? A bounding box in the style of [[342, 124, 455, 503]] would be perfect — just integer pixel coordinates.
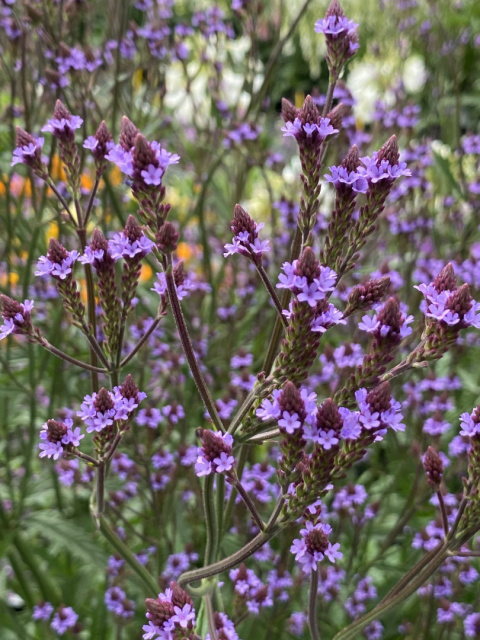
[[308, 568, 320, 640], [203, 475, 217, 566], [163, 254, 224, 433], [228, 384, 267, 436], [222, 446, 248, 536], [256, 263, 287, 327], [332, 546, 449, 640], [14, 534, 60, 605], [120, 305, 166, 368], [205, 593, 218, 640], [178, 528, 279, 589], [98, 515, 158, 594], [231, 474, 265, 531], [39, 338, 107, 374]]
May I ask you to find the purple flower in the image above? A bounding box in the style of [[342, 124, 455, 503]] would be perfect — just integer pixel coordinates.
[[50, 606, 78, 635], [141, 164, 164, 185], [171, 604, 195, 628], [11, 137, 45, 167], [325, 165, 368, 193], [358, 315, 380, 332], [32, 602, 54, 621], [213, 452, 235, 473], [42, 116, 83, 136], [0, 317, 15, 340], [278, 411, 302, 434], [317, 429, 339, 450], [314, 15, 358, 37]]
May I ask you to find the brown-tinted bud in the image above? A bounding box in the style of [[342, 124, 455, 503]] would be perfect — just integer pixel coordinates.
[[92, 121, 113, 161], [1, 295, 24, 321], [300, 95, 320, 126], [156, 222, 179, 253], [424, 446, 443, 489], [281, 98, 299, 124], [45, 68, 62, 86], [53, 99, 71, 122], [295, 247, 320, 281], [132, 134, 158, 179], [94, 388, 114, 413], [326, 102, 350, 130], [201, 430, 232, 461], [342, 145, 361, 173], [446, 283, 472, 318], [145, 597, 175, 627], [278, 381, 306, 422], [15, 126, 36, 149], [376, 135, 399, 166], [173, 261, 186, 288], [124, 215, 143, 243], [57, 42, 72, 59], [47, 238, 69, 264], [305, 527, 329, 555], [91, 229, 109, 253], [377, 297, 403, 338], [119, 116, 139, 151], [46, 419, 68, 443], [317, 398, 343, 433], [119, 374, 140, 402], [366, 382, 391, 414], [231, 204, 256, 238], [346, 277, 391, 312], [433, 263, 456, 293], [325, 0, 345, 19], [170, 582, 193, 609]]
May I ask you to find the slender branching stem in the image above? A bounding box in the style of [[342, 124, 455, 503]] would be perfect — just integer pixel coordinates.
[[120, 308, 166, 367], [84, 177, 101, 227], [39, 338, 107, 373], [230, 474, 265, 531], [437, 490, 449, 537], [163, 254, 225, 433], [203, 475, 217, 566], [205, 593, 218, 640], [308, 568, 320, 640], [45, 177, 76, 224], [178, 527, 279, 590], [256, 263, 288, 327], [98, 515, 159, 594], [73, 450, 100, 467]]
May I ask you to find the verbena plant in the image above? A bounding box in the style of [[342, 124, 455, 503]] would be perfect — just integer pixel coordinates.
[[1, 0, 480, 639]]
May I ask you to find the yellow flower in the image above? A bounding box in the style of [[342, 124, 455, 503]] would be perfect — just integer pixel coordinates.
[[140, 263, 153, 282]]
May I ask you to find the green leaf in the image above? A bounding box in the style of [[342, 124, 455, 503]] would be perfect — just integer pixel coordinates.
[[25, 510, 108, 568]]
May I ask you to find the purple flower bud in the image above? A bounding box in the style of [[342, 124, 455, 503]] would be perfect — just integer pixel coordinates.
[[424, 446, 444, 489]]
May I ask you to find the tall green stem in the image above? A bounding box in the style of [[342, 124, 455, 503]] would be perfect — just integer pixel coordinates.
[[308, 569, 320, 640], [163, 254, 224, 433]]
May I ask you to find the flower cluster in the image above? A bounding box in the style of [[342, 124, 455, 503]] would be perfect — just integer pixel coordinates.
[[229, 564, 274, 615], [0, 296, 35, 341], [32, 602, 79, 635], [416, 266, 480, 329], [142, 583, 196, 640], [277, 260, 337, 306], [290, 520, 343, 572], [358, 299, 414, 339], [224, 204, 270, 265], [194, 429, 235, 477], [39, 418, 84, 460], [77, 377, 146, 434], [314, 0, 359, 74], [281, 117, 338, 143], [11, 130, 44, 169], [106, 123, 180, 188]]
